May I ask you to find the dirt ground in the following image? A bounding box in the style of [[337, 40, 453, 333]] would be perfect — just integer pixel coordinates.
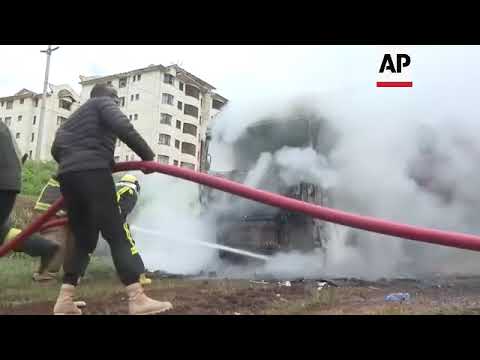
[[3, 275, 480, 315]]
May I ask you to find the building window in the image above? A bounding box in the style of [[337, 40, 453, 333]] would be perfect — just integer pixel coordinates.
[[4, 117, 11, 126], [162, 93, 174, 105], [176, 120, 181, 129], [20, 99, 24, 105], [126, 155, 129, 161], [157, 154, 169, 164], [34, 99, 39, 107], [29, 150, 32, 159], [59, 99, 72, 111], [158, 133, 171, 146], [183, 123, 197, 137], [213, 99, 225, 110], [31, 133, 35, 142], [135, 94, 139, 101], [181, 142, 196, 156], [119, 77, 127, 88], [184, 104, 199, 118], [134, 114, 138, 121], [57, 116, 67, 125], [130, 154, 135, 161], [137, 74, 141, 81], [179, 82, 184, 91], [17, 115, 22, 122], [129, 115, 133, 121], [185, 84, 200, 99], [180, 162, 195, 170], [130, 94, 134, 102], [33, 116, 36, 125], [175, 139, 180, 149], [119, 97, 125, 107], [164, 74, 175, 85], [15, 132, 20, 139], [173, 160, 178, 166], [0, 101, 3, 107], [114, 156, 120, 162], [6, 100, 13, 109], [177, 101, 183, 110], [160, 113, 172, 126]]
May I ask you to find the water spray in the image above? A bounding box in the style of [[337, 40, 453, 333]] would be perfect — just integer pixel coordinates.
[[130, 225, 270, 261]]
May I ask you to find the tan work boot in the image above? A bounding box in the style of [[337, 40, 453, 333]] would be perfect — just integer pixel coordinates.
[[53, 284, 82, 315], [32, 272, 56, 282], [126, 283, 172, 315]]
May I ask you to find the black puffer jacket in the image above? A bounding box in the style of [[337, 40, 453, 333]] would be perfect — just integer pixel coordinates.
[[51, 96, 154, 175], [0, 121, 21, 192]]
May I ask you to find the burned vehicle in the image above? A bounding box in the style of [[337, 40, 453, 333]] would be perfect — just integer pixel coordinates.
[[199, 109, 338, 262]]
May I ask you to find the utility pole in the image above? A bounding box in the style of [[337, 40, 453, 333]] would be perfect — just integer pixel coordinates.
[[35, 45, 59, 161]]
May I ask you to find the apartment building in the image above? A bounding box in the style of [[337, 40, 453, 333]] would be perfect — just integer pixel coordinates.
[[0, 84, 80, 161], [79, 64, 227, 171]]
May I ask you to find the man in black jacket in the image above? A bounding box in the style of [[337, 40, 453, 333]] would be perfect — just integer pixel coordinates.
[[1, 121, 62, 276], [0, 121, 22, 227], [51, 83, 172, 315]]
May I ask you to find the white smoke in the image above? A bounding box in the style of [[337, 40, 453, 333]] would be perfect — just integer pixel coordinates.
[[205, 46, 480, 280], [128, 172, 218, 275], [274, 147, 338, 189], [121, 46, 480, 280]]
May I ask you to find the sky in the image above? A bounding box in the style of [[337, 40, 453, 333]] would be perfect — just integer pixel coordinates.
[[0, 45, 329, 99], [2, 44, 479, 107]]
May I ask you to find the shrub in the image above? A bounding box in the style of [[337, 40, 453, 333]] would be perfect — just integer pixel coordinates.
[[21, 160, 58, 197]]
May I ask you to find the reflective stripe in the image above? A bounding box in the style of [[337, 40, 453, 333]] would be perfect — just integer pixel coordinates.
[[34, 202, 51, 211], [35, 178, 61, 211], [116, 182, 137, 191], [116, 186, 133, 202], [48, 179, 60, 187], [123, 223, 138, 255], [5, 228, 21, 243]]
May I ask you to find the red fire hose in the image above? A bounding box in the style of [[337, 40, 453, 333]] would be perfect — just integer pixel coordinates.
[[3, 160, 480, 257]]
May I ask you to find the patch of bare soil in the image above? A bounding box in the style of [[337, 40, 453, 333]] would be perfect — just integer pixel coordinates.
[[4, 276, 480, 315]]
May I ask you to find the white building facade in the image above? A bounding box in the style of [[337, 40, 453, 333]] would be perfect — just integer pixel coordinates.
[[0, 84, 80, 161], [79, 64, 227, 171]]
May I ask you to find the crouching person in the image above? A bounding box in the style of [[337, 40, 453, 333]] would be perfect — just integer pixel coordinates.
[[31, 175, 74, 281], [0, 222, 61, 273]]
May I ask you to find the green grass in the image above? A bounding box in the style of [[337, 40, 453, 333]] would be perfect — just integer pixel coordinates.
[[0, 255, 119, 308]]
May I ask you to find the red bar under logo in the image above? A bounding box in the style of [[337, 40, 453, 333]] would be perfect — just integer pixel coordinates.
[[376, 81, 413, 87]]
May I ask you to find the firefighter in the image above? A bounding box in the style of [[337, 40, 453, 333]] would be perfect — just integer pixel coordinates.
[[0, 121, 61, 274], [0, 222, 61, 272], [116, 173, 152, 286], [50, 83, 172, 315], [31, 175, 74, 281]]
